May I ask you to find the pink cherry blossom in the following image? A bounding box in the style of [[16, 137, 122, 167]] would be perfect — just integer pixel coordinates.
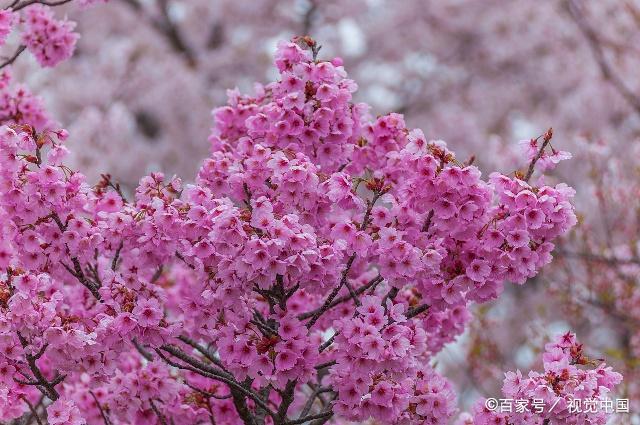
[[0, 19, 620, 423], [21, 5, 79, 67]]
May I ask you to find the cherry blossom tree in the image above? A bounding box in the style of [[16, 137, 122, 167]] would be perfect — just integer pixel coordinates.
[[0, 34, 617, 424], [0, 0, 638, 422]]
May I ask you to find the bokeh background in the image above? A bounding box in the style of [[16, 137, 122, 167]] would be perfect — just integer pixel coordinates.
[[7, 0, 640, 421]]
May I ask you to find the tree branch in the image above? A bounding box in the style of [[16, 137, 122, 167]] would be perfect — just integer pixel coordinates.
[[275, 380, 296, 424], [16, 333, 63, 401], [406, 303, 430, 319], [156, 346, 276, 420], [286, 411, 333, 425], [89, 391, 113, 425], [10, 0, 73, 12], [20, 396, 43, 425], [566, 0, 640, 116], [298, 275, 383, 321], [523, 128, 553, 182], [0, 45, 26, 70]]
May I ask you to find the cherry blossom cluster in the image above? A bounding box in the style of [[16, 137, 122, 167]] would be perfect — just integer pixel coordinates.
[[329, 296, 457, 423], [0, 0, 633, 416], [20, 4, 79, 67], [0, 38, 607, 425], [519, 137, 572, 175], [0, 0, 89, 134], [0, 70, 52, 130], [0, 10, 15, 46], [469, 333, 623, 425]]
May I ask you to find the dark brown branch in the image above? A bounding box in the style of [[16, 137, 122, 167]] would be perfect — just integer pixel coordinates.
[[149, 399, 169, 425], [359, 190, 386, 232], [156, 346, 275, 419], [185, 382, 232, 400], [150, 265, 163, 283], [421, 210, 434, 232], [318, 333, 337, 353], [20, 394, 45, 425], [297, 275, 383, 320], [286, 411, 333, 425], [305, 188, 387, 327], [10, 0, 73, 12], [307, 394, 337, 425], [32, 343, 48, 360], [313, 361, 336, 371], [175, 251, 196, 270], [254, 386, 271, 425], [297, 386, 333, 421], [250, 318, 279, 337], [306, 254, 356, 329], [342, 278, 361, 307], [406, 303, 430, 319], [275, 380, 296, 424], [132, 338, 154, 361], [230, 384, 257, 425], [89, 391, 112, 425], [160, 344, 229, 378], [49, 213, 67, 231], [53, 212, 103, 300], [0, 45, 26, 70], [381, 287, 399, 313], [20, 396, 43, 425], [177, 335, 228, 371], [16, 333, 63, 401], [111, 241, 123, 271], [60, 258, 102, 300], [156, 349, 258, 425]]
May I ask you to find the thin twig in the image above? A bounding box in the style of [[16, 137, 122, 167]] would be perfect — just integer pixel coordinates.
[[111, 241, 123, 271], [421, 210, 434, 232], [298, 386, 333, 420], [275, 380, 296, 424], [149, 399, 169, 425], [156, 346, 276, 419], [185, 382, 232, 400], [0, 45, 26, 70], [406, 303, 430, 319], [16, 333, 63, 401], [286, 411, 333, 425], [523, 128, 553, 182], [132, 338, 154, 361], [306, 254, 356, 329], [11, 0, 73, 12], [20, 396, 44, 425], [89, 391, 112, 425], [318, 333, 337, 353], [177, 335, 228, 371], [297, 275, 383, 320]]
